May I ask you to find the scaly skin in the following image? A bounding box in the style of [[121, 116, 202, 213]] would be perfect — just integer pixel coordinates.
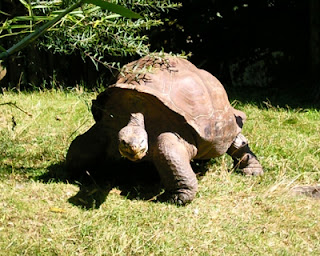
[[118, 113, 148, 161], [116, 112, 200, 205], [153, 132, 198, 205], [227, 133, 264, 176]]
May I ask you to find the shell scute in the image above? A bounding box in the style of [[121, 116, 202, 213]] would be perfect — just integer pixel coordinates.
[[110, 55, 243, 157]]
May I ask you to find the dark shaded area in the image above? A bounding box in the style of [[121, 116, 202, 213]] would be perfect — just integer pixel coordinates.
[[38, 159, 210, 209], [39, 160, 161, 209], [149, 0, 318, 106], [0, 0, 320, 107], [0, 48, 121, 90], [0, 0, 25, 19], [227, 86, 319, 109], [1, 1, 319, 103], [1, 0, 319, 105], [151, 0, 308, 82]]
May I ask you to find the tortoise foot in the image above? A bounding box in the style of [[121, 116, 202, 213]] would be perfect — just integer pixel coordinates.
[[237, 153, 264, 176], [167, 192, 193, 206], [158, 190, 194, 206], [227, 133, 264, 176]]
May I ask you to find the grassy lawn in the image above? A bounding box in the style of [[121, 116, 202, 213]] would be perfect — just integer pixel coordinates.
[[0, 88, 319, 255]]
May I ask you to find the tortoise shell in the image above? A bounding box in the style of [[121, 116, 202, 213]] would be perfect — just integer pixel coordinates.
[[93, 55, 245, 158]]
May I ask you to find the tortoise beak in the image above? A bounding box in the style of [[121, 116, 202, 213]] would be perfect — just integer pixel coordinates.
[[119, 141, 148, 161]]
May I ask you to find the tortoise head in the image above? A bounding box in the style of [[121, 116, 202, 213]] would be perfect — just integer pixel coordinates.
[[118, 113, 148, 161]]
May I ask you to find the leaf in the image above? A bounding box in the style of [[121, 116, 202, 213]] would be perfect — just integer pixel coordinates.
[[50, 207, 66, 213], [3, 25, 35, 30], [83, 0, 142, 19], [18, 0, 30, 9], [0, 45, 6, 52], [12, 16, 54, 22]]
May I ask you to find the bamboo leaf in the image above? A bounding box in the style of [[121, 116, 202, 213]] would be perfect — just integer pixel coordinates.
[[12, 16, 54, 22], [0, 45, 6, 52], [3, 25, 35, 30], [0, 10, 10, 16], [18, 0, 30, 9], [83, 0, 142, 19], [32, 4, 60, 9], [0, 0, 83, 59]]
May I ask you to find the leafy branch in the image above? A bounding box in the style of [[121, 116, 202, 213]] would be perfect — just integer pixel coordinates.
[[0, 0, 181, 74], [0, 0, 142, 60]]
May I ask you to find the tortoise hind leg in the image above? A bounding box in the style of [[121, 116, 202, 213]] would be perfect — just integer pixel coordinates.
[[227, 133, 264, 176], [153, 132, 198, 205]]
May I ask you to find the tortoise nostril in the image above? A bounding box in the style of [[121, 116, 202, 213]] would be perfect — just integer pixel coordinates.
[[131, 145, 138, 151]]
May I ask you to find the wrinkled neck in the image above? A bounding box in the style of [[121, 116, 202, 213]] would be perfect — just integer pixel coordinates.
[[128, 113, 145, 128]]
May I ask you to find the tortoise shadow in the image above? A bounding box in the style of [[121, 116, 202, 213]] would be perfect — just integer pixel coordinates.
[[38, 159, 211, 209], [38, 160, 161, 209]]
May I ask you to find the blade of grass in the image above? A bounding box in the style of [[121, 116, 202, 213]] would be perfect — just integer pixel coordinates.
[[83, 0, 142, 19]]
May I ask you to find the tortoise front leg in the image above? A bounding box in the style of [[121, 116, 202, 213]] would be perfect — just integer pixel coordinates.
[[153, 132, 198, 205], [227, 133, 264, 176], [66, 123, 109, 178]]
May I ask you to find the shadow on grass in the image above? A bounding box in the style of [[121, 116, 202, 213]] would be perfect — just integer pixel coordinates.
[[37, 159, 211, 209], [0, 163, 46, 180], [38, 160, 160, 209]]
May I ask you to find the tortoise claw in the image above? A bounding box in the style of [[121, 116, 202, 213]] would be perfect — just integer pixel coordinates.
[[242, 165, 264, 176], [168, 193, 191, 206], [236, 153, 264, 176], [159, 192, 192, 206]]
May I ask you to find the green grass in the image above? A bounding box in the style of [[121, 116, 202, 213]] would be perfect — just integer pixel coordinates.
[[0, 88, 320, 255]]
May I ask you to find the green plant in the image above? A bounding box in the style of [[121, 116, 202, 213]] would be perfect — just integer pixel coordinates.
[[0, 0, 181, 69]]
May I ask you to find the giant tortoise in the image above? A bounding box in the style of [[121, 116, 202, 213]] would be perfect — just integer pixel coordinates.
[[66, 54, 263, 205]]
